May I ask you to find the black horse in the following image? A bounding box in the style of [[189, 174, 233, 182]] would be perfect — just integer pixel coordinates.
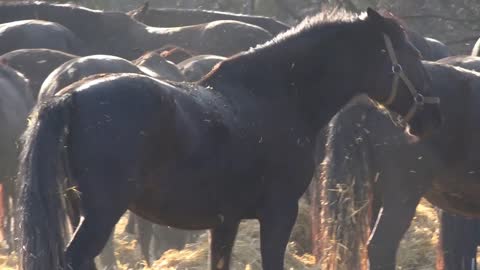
[[319, 59, 480, 270], [127, 2, 290, 35], [17, 9, 441, 270], [37, 53, 187, 268]]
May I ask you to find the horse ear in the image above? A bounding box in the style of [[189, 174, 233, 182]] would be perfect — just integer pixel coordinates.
[[127, 1, 150, 20], [366, 7, 385, 26]]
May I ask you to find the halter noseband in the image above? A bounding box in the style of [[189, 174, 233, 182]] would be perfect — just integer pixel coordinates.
[[381, 34, 440, 123]]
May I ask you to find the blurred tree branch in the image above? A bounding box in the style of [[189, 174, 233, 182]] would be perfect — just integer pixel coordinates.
[[273, 0, 302, 20], [400, 14, 480, 23], [340, 0, 360, 12], [445, 36, 479, 45]]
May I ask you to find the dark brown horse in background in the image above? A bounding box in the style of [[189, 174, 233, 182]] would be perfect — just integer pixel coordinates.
[[319, 57, 480, 270], [0, 2, 272, 59], [432, 55, 480, 270], [17, 9, 441, 270], [0, 49, 77, 98], [0, 64, 34, 251], [127, 1, 290, 35]]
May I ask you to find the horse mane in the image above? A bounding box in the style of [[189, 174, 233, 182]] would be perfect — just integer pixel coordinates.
[[133, 51, 167, 65], [202, 7, 407, 84], [155, 45, 196, 63], [257, 8, 362, 48]]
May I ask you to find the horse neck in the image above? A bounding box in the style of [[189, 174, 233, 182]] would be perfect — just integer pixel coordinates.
[[201, 23, 369, 131]]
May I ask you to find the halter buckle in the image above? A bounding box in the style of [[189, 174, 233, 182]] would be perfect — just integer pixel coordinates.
[[413, 93, 425, 105], [392, 63, 403, 74]]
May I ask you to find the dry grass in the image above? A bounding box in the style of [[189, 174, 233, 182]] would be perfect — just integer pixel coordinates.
[[0, 199, 440, 270], [396, 199, 439, 270]]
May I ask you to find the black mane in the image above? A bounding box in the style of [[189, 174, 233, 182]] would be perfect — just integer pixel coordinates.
[[203, 8, 407, 85]]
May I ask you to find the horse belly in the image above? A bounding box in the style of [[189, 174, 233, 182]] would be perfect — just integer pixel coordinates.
[[129, 167, 243, 230], [426, 173, 480, 217]]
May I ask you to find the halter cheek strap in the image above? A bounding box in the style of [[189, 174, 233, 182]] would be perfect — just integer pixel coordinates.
[[382, 34, 440, 123]]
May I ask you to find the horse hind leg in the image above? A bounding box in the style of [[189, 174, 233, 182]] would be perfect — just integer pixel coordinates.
[[66, 205, 125, 270], [209, 220, 240, 270], [137, 216, 154, 266], [367, 191, 421, 270], [65, 173, 131, 269], [2, 181, 14, 251], [124, 211, 137, 235]]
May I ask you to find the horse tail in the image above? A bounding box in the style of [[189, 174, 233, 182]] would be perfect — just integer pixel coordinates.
[[319, 96, 375, 270], [18, 94, 73, 270]]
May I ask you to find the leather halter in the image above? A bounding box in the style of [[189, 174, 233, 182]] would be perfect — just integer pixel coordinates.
[[382, 34, 440, 123]]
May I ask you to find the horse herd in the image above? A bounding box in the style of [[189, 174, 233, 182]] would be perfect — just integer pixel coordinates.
[[0, 1, 476, 270]]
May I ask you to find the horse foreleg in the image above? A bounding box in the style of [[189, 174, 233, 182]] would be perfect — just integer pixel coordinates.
[[137, 216, 153, 266], [209, 220, 240, 270], [2, 182, 13, 251], [437, 211, 478, 270], [0, 184, 4, 244], [259, 201, 298, 270], [125, 211, 137, 235], [367, 194, 420, 270]]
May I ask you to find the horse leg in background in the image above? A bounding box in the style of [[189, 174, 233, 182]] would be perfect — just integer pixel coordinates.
[[2, 180, 13, 251], [66, 198, 126, 270], [437, 211, 478, 270], [0, 184, 4, 246], [65, 170, 131, 269], [125, 211, 137, 235], [150, 226, 192, 260], [137, 215, 153, 266], [98, 232, 118, 270], [259, 200, 298, 269], [64, 178, 119, 269], [209, 220, 240, 270], [367, 183, 422, 270]]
